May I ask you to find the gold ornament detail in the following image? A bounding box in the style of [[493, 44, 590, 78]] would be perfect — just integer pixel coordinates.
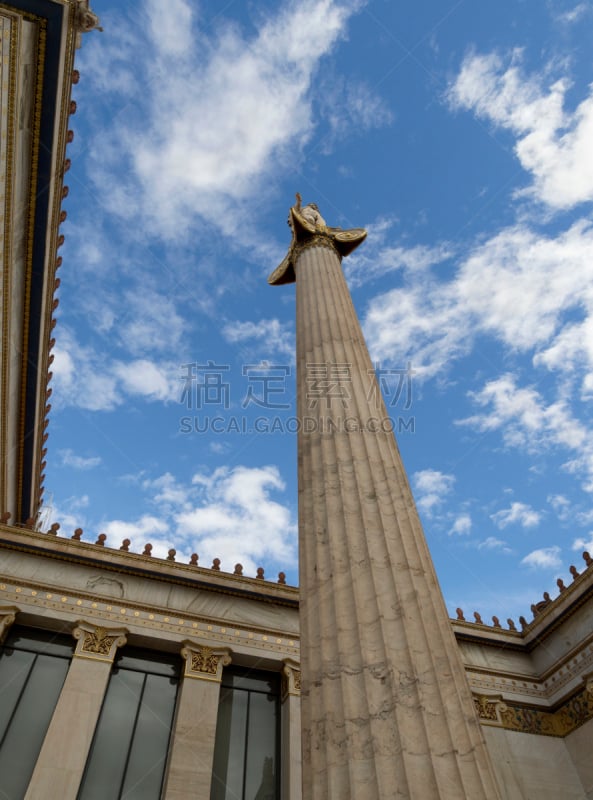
[[190, 646, 219, 675], [473, 694, 500, 722], [268, 194, 366, 286], [81, 626, 118, 656]]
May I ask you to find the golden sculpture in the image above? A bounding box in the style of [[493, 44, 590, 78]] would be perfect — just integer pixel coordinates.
[[268, 193, 367, 286]]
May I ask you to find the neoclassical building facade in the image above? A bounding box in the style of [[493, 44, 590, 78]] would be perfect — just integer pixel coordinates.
[[1, 2, 593, 798]]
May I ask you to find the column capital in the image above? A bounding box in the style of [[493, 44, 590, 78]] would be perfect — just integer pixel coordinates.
[[268, 195, 366, 286], [281, 657, 301, 701], [180, 640, 232, 682], [72, 621, 127, 663], [0, 604, 19, 644]]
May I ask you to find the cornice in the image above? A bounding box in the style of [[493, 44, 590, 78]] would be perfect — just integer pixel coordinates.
[[451, 551, 593, 652], [0, 523, 299, 608]]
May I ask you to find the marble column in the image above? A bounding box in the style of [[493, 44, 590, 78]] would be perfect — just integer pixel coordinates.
[[24, 621, 127, 800], [282, 658, 303, 800], [164, 642, 232, 800], [269, 199, 502, 799]]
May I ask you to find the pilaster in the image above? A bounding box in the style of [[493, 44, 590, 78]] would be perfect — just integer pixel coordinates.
[[163, 642, 232, 800], [282, 658, 302, 800], [24, 621, 127, 800]]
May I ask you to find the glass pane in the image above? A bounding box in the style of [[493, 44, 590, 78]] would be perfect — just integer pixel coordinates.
[[0, 649, 35, 742], [5, 627, 73, 659], [222, 672, 278, 694], [120, 674, 178, 800], [244, 692, 279, 800], [78, 669, 145, 800], [211, 686, 248, 800], [0, 653, 70, 800], [116, 651, 179, 679]]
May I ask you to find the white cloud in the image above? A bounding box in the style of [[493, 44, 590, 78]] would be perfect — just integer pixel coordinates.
[[51, 328, 179, 410], [458, 374, 588, 450], [363, 220, 593, 381], [554, 3, 589, 25], [81, 0, 364, 239], [118, 290, 186, 357], [222, 318, 295, 361], [346, 217, 452, 288], [113, 359, 178, 402], [547, 493, 571, 521], [521, 546, 562, 569], [449, 513, 472, 535], [142, 472, 193, 511], [456, 373, 593, 490], [447, 50, 593, 210], [101, 515, 171, 558], [477, 536, 511, 552], [491, 501, 541, 529], [60, 449, 102, 470], [572, 534, 593, 552], [174, 465, 297, 575], [413, 469, 455, 515]]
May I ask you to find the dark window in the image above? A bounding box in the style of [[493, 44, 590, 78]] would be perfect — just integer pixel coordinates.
[[77, 648, 180, 800], [211, 668, 280, 800], [0, 626, 73, 800]]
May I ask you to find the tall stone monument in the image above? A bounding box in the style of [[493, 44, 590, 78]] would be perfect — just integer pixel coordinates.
[[269, 196, 501, 799]]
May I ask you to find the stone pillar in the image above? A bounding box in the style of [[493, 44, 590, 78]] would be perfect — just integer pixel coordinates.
[[0, 604, 19, 643], [282, 658, 302, 800], [24, 621, 127, 800], [269, 199, 502, 800], [163, 642, 232, 800]]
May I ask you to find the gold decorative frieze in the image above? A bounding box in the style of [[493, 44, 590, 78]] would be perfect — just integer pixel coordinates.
[[473, 679, 593, 737], [181, 641, 231, 682], [0, 604, 19, 643], [281, 657, 301, 700], [73, 620, 127, 662], [0, 578, 299, 656]]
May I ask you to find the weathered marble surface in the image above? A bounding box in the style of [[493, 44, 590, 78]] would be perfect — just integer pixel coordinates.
[[566, 717, 593, 798], [294, 241, 501, 799], [483, 726, 586, 800]]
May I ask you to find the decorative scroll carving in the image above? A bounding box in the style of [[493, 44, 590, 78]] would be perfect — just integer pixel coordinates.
[[281, 658, 301, 701], [73, 621, 127, 662], [181, 641, 231, 682], [191, 646, 218, 675], [473, 694, 502, 722], [0, 605, 19, 644]]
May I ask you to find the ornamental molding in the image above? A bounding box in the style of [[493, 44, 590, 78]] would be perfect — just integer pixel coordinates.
[[473, 677, 593, 738], [0, 577, 300, 658], [73, 620, 127, 662], [466, 637, 593, 704], [0, 604, 19, 643], [181, 641, 232, 682]]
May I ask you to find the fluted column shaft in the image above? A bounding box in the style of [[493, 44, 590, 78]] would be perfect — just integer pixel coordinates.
[[295, 242, 501, 800]]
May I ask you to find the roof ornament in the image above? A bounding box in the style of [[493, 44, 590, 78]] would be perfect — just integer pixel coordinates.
[[74, 1, 103, 48]]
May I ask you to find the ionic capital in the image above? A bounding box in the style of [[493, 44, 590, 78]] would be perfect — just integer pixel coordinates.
[[0, 605, 19, 644], [282, 657, 301, 700], [180, 641, 232, 682], [72, 620, 127, 662]]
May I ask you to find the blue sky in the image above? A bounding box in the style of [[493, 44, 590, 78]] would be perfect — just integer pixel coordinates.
[[48, 0, 593, 623]]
